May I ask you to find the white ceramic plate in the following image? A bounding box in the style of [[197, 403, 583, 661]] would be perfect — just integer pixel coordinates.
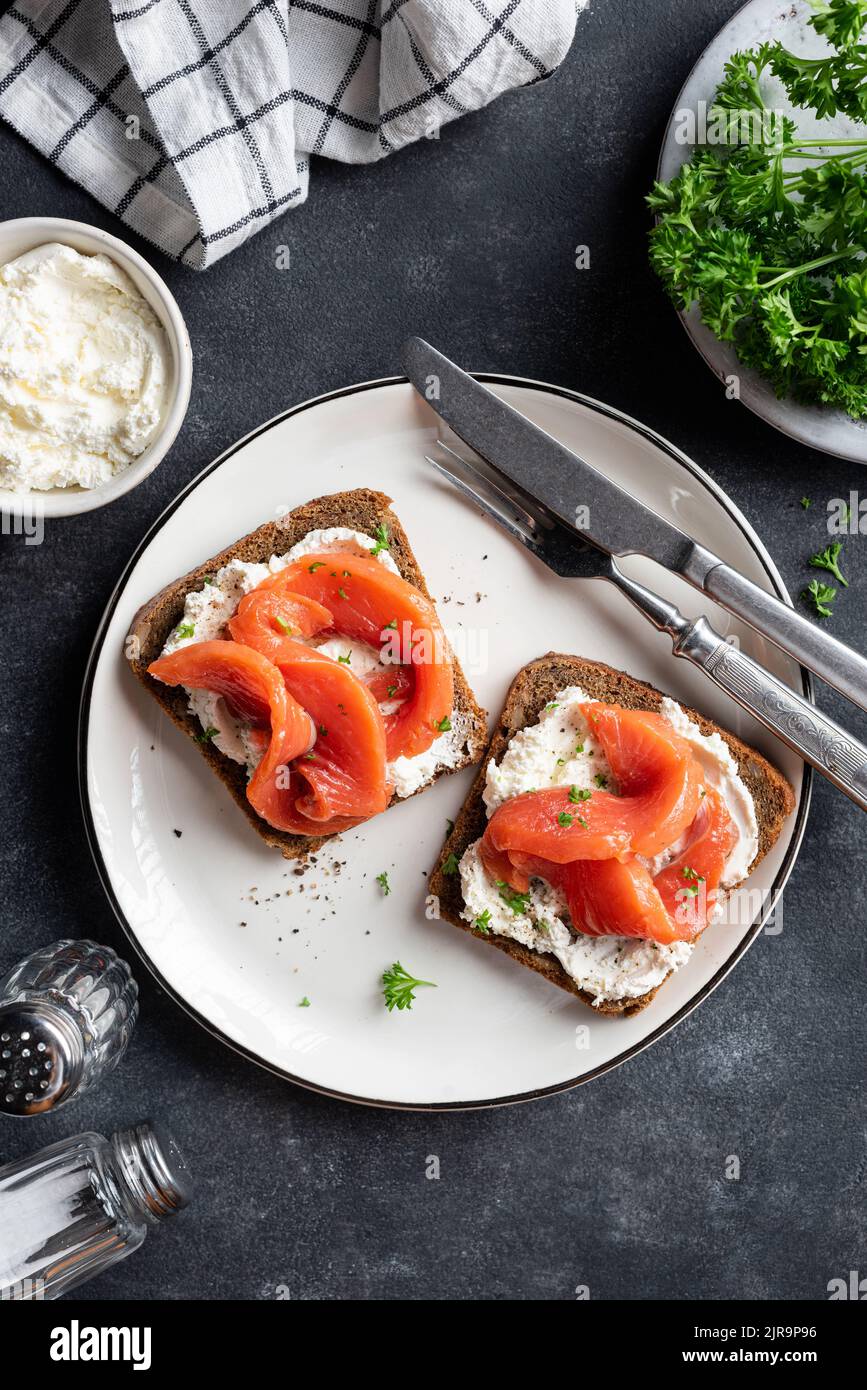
[[658, 0, 867, 463], [79, 377, 811, 1109]]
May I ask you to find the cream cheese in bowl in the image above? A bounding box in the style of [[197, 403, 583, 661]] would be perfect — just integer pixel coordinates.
[[0, 242, 170, 492]]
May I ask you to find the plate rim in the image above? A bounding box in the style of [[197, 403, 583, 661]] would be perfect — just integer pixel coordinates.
[[655, 0, 867, 464], [77, 373, 813, 1111]]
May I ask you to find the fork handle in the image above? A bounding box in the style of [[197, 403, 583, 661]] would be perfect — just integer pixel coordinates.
[[677, 618, 867, 813], [702, 561, 867, 717]]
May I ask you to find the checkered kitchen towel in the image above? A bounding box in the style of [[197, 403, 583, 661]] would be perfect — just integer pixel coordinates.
[[0, 1, 584, 269]]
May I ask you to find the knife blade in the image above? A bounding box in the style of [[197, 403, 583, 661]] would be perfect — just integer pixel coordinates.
[[403, 336, 867, 716], [403, 336, 715, 583]]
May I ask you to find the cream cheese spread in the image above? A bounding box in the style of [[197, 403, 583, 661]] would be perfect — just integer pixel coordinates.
[[161, 527, 464, 797], [0, 243, 169, 491], [459, 685, 759, 1006]]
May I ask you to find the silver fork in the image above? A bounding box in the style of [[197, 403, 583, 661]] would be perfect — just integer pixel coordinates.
[[425, 439, 867, 813]]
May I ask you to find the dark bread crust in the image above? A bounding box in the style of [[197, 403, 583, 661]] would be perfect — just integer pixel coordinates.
[[127, 489, 488, 858], [429, 654, 796, 1017]]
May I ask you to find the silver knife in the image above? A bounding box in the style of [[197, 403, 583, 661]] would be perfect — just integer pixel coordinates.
[[403, 337, 867, 716]]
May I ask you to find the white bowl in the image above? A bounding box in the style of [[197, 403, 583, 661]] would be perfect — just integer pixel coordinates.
[[0, 217, 193, 518]]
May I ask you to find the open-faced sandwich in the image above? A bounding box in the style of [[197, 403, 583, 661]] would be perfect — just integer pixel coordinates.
[[430, 654, 795, 1016], [128, 489, 487, 857]]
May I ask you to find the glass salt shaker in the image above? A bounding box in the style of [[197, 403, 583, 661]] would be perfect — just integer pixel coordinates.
[[0, 1123, 191, 1300], [0, 940, 138, 1115]]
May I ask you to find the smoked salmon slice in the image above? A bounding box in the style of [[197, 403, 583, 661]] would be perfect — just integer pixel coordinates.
[[480, 703, 704, 889], [553, 788, 738, 944], [274, 645, 391, 832], [363, 664, 414, 705], [150, 635, 390, 836], [264, 552, 454, 759], [147, 640, 316, 832], [552, 857, 688, 945], [149, 540, 456, 837], [228, 580, 334, 655], [477, 702, 737, 945], [653, 787, 738, 933], [579, 703, 704, 856], [229, 592, 391, 832], [480, 788, 633, 884]]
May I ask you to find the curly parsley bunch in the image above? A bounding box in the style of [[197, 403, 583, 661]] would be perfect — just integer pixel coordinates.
[[648, 0, 867, 418]]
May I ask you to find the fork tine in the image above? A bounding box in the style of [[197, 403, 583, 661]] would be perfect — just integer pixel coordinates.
[[430, 439, 552, 536], [424, 454, 544, 555], [435, 437, 557, 534]]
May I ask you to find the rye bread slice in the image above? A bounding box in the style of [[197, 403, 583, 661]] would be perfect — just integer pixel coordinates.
[[429, 654, 796, 1017], [127, 488, 488, 859]]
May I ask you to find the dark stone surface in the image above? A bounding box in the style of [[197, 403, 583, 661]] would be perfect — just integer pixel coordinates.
[[0, 0, 864, 1301]]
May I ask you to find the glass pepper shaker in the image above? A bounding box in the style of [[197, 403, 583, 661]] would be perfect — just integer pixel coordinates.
[[0, 1123, 191, 1300], [0, 940, 138, 1115]]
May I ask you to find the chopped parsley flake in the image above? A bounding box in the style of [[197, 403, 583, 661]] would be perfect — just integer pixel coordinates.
[[496, 880, 531, 915], [442, 852, 460, 876], [194, 725, 218, 743], [681, 865, 705, 897], [433, 715, 452, 732], [474, 909, 492, 935], [558, 812, 574, 827], [569, 786, 592, 803], [308, 562, 325, 573], [371, 524, 390, 557], [376, 870, 391, 896], [176, 622, 195, 640]]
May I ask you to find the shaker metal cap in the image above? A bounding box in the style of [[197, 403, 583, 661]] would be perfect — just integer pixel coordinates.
[[0, 938, 138, 1117], [0, 1002, 84, 1116]]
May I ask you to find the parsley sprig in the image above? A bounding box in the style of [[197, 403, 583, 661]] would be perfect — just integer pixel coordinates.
[[809, 539, 849, 586], [803, 577, 838, 616], [382, 961, 436, 1012]]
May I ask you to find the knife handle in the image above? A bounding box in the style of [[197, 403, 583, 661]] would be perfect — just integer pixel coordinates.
[[676, 619, 867, 813], [703, 562, 867, 717]]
